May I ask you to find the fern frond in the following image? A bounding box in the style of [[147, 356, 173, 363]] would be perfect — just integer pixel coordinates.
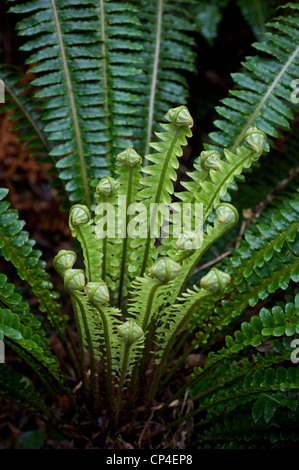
[[155, 286, 212, 359], [236, 0, 277, 38], [131, 106, 193, 276], [176, 138, 265, 224], [228, 141, 299, 219], [207, 4, 299, 152], [165, 203, 238, 305], [93, 177, 121, 291], [69, 289, 105, 406], [127, 276, 162, 331], [113, 150, 143, 307], [172, 363, 299, 433], [0, 189, 63, 333], [196, 294, 298, 378], [0, 67, 50, 158], [0, 273, 44, 336], [6, 0, 200, 208], [93, 303, 122, 380], [129, 272, 169, 334], [0, 271, 67, 392], [0, 307, 59, 371], [158, 127, 266, 263], [118, 332, 145, 388], [7, 0, 144, 206], [198, 404, 299, 449], [93, 150, 143, 304], [70, 291, 102, 362], [147, 285, 213, 402], [69, 205, 103, 283], [194, 190, 299, 347], [0, 364, 56, 422], [64, 280, 122, 386], [130, 0, 197, 155]]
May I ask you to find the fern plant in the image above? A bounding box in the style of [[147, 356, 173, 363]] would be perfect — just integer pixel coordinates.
[[0, 104, 270, 440], [0, 0, 299, 449], [162, 190, 299, 447], [2, 0, 198, 208]]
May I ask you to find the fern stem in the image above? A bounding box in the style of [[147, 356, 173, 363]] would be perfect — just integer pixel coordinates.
[[99, 0, 113, 169], [102, 235, 107, 282], [63, 319, 80, 370], [114, 343, 131, 428], [137, 283, 160, 374], [140, 127, 183, 276], [94, 305, 113, 402], [99, 195, 108, 282], [76, 225, 92, 282], [144, 0, 163, 159], [59, 341, 80, 380], [99, 0, 108, 113], [231, 44, 299, 152], [147, 293, 210, 405], [50, 0, 91, 208], [52, 318, 80, 378], [203, 149, 251, 221], [117, 168, 134, 309], [129, 282, 160, 399], [49, 342, 72, 377], [72, 293, 99, 411], [70, 297, 88, 392], [142, 282, 160, 332]]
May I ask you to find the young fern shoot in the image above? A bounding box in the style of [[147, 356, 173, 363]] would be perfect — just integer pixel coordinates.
[[51, 105, 267, 427]]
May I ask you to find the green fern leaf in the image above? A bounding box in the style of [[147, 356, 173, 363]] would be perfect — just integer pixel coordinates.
[[0, 364, 56, 421], [207, 4, 299, 152], [0, 189, 63, 334]]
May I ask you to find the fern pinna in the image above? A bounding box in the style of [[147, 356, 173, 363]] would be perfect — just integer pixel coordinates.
[[185, 294, 299, 449], [2, 0, 198, 209]]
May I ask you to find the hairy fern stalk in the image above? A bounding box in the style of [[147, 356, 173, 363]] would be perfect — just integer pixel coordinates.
[[0, 1, 299, 449]]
